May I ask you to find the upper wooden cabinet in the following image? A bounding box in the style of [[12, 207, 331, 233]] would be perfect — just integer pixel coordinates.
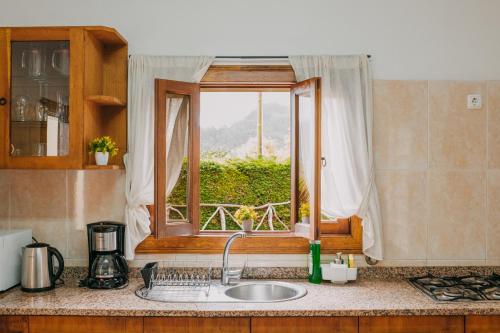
[[0, 26, 127, 169]]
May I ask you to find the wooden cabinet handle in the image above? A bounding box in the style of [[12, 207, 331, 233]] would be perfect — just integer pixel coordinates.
[[0, 97, 6, 105]]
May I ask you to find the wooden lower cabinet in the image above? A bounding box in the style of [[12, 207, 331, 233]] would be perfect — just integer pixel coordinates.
[[2, 314, 500, 333], [466, 316, 500, 333], [252, 317, 358, 333], [359, 316, 464, 333], [143, 317, 250, 333], [28, 316, 143, 333], [0, 316, 29, 333]]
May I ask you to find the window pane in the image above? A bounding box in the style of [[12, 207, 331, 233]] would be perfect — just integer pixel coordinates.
[[297, 94, 314, 226], [165, 94, 190, 223], [198, 92, 291, 232]]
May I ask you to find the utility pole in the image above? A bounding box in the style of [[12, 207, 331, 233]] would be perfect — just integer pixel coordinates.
[[257, 92, 263, 158]]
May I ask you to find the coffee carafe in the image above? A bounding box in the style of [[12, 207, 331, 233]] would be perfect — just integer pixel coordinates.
[[80, 222, 128, 289]]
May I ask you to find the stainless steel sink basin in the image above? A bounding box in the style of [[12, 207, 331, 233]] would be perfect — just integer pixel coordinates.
[[224, 281, 307, 302]]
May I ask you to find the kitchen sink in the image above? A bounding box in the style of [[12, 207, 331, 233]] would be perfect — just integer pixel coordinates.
[[136, 280, 307, 303], [224, 281, 307, 302]]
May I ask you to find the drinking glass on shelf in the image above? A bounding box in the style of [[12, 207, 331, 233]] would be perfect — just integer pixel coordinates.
[[35, 101, 48, 121], [10, 145, 22, 156], [32, 142, 46, 157], [56, 91, 69, 122], [51, 47, 69, 76], [13, 95, 31, 121], [21, 47, 44, 78]]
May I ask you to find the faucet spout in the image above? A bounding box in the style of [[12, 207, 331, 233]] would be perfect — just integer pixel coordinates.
[[221, 231, 247, 285]]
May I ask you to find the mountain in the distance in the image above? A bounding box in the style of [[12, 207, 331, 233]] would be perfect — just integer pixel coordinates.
[[201, 103, 290, 158]]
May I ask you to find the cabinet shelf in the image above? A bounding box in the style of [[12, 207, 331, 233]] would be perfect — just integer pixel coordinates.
[[86, 95, 126, 107]]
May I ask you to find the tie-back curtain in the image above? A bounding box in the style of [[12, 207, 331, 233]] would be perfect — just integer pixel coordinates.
[[124, 55, 214, 259], [290, 55, 383, 260]]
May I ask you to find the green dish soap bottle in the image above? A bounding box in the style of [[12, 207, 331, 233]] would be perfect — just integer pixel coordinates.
[[308, 240, 322, 284]]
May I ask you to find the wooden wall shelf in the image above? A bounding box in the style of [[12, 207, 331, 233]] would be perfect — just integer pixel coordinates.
[[86, 95, 126, 107], [84, 164, 122, 170], [85, 26, 127, 47]]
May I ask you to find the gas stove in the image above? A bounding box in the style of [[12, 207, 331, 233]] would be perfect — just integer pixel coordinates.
[[409, 273, 500, 302]]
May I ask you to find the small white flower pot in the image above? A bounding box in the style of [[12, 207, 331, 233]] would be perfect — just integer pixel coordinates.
[[95, 151, 109, 166], [301, 216, 310, 224], [242, 219, 254, 233]]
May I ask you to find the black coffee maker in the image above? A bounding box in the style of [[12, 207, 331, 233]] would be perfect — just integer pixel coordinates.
[[80, 222, 128, 289]]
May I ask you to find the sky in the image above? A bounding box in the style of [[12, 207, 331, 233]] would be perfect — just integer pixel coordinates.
[[200, 92, 289, 129]]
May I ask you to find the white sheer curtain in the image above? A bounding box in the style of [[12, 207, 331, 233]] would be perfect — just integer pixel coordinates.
[[165, 96, 189, 197], [290, 55, 383, 260], [124, 55, 214, 259]]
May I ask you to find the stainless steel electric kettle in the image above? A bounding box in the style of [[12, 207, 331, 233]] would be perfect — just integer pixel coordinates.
[[21, 242, 64, 292]]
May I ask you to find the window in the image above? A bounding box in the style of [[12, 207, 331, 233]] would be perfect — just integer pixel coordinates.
[[138, 65, 362, 254]]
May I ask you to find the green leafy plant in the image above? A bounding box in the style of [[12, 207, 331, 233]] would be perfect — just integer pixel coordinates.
[[88, 136, 118, 156], [169, 158, 292, 230], [234, 205, 258, 222], [299, 202, 310, 219]]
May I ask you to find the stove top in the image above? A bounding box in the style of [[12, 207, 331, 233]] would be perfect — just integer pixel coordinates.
[[409, 273, 500, 302]]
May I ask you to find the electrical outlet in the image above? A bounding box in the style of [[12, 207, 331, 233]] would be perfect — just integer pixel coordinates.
[[467, 94, 482, 109]]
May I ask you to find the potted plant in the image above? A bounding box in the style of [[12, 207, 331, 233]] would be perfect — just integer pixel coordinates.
[[88, 136, 118, 166], [234, 205, 257, 232], [299, 203, 310, 224]]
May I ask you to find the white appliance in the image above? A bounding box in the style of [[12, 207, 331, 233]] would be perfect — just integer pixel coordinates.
[[0, 229, 32, 291]]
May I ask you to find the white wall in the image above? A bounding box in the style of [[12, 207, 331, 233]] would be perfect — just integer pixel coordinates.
[[2, 0, 500, 80]]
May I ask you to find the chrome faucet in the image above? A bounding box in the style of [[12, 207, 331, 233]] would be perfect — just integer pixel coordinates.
[[221, 231, 247, 285]]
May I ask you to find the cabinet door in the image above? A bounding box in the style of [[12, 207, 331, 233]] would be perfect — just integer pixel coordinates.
[[359, 316, 464, 333], [251, 317, 358, 333], [29, 316, 143, 333], [144, 317, 250, 333], [466, 315, 500, 333], [0, 316, 29, 333], [2, 27, 83, 169]]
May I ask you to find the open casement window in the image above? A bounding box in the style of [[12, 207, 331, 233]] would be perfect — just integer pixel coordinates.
[[139, 66, 362, 254], [291, 78, 321, 241], [290, 77, 363, 248], [154, 79, 200, 238]]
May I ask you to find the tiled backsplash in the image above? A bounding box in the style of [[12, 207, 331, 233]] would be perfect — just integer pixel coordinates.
[[1, 80, 499, 268]]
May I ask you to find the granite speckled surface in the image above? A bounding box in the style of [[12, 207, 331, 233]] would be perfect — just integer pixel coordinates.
[[1, 277, 499, 317]]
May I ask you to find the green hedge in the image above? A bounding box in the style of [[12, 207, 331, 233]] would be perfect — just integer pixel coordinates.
[[168, 158, 291, 230]]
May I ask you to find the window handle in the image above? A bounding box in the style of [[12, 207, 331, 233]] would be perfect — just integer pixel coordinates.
[[321, 157, 327, 167]]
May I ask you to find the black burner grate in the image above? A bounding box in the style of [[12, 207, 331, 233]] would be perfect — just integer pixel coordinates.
[[409, 273, 500, 302]]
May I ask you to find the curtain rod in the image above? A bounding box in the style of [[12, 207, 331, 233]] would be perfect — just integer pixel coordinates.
[[215, 55, 372, 59]]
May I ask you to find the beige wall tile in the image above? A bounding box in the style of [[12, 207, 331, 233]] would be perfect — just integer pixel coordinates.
[[429, 81, 486, 169], [66, 170, 126, 259], [10, 170, 67, 218], [373, 80, 428, 170], [376, 171, 427, 260], [486, 170, 500, 258], [67, 170, 126, 225], [488, 81, 500, 168], [0, 169, 10, 218], [426, 260, 488, 266], [10, 218, 68, 257], [428, 171, 486, 259]]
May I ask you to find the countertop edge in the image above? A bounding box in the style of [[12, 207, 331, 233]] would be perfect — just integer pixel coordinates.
[[1, 308, 499, 317]]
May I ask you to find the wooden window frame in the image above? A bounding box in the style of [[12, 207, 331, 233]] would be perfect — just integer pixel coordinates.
[[136, 65, 362, 255]]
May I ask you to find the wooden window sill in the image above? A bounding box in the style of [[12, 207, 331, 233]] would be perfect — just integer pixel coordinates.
[[136, 219, 362, 254]]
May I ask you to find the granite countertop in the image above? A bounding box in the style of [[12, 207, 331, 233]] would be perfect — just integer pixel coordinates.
[[1, 278, 499, 317]]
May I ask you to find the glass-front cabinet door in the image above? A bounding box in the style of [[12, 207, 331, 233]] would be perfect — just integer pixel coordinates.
[[0, 27, 82, 168], [10, 41, 70, 157]]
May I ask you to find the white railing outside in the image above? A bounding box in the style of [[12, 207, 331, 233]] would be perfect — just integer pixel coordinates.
[[166, 202, 291, 231]]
